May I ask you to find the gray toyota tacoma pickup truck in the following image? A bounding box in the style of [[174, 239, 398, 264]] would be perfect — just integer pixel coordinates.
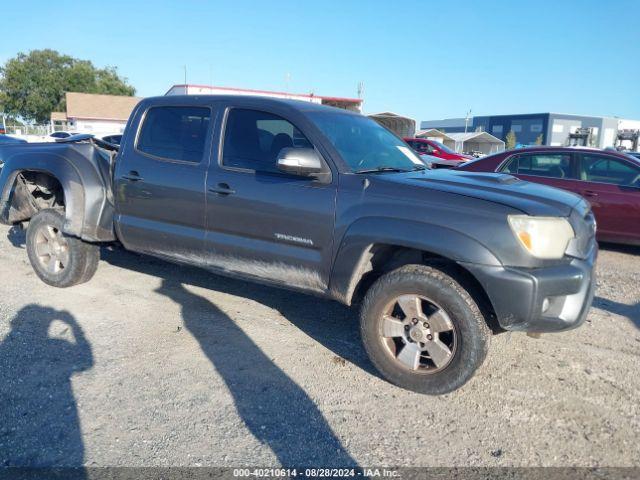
[[0, 95, 597, 394]]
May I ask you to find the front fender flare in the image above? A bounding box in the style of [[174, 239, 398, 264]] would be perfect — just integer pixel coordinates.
[[328, 217, 501, 305]]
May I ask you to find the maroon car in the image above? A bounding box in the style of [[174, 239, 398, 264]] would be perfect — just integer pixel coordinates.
[[458, 147, 640, 245]]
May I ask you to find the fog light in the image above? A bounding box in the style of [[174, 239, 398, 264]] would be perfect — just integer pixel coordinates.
[[542, 298, 550, 313]]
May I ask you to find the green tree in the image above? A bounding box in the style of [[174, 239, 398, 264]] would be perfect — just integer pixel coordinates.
[[535, 133, 544, 145], [1, 114, 24, 126], [505, 130, 517, 149], [0, 49, 135, 123]]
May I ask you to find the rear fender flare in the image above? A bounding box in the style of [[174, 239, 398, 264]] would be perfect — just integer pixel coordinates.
[[1, 154, 85, 236]]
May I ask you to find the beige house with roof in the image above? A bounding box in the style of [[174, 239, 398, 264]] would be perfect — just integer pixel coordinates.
[[50, 92, 141, 136]]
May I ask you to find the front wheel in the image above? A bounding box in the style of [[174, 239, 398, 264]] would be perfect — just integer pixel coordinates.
[[26, 209, 100, 288], [360, 264, 491, 394]]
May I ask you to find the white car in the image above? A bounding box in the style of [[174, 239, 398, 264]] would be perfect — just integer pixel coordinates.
[[49, 131, 78, 140], [420, 154, 462, 169]]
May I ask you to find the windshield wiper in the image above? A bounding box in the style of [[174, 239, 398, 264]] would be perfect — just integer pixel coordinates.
[[354, 166, 411, 174], [354, 164, 428, 174]]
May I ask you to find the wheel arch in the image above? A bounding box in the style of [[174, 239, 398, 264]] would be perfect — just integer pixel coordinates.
[[1, 164, 85, 236], [328, 218, 502, 331], [0, 147, 115, 241]]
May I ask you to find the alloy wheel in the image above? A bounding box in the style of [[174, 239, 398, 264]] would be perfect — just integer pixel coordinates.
[[379, 294, 457, 373], [34, 224, 70, 274]]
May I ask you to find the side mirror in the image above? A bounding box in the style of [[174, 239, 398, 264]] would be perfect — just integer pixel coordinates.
[[276, 147, 324, 176]]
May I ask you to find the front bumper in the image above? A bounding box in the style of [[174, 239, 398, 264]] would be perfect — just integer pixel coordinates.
[[462, 244, 597, 333]]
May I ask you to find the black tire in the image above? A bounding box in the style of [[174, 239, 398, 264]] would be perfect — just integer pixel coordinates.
[[360, 264, 490, 395], [26, 209, 99, 288]]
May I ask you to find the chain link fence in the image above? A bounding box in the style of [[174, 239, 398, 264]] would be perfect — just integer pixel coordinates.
[[5, 124, 51, 136]]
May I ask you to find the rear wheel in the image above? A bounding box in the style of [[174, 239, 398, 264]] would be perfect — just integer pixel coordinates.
[[360, 264, 490, 394], [26, 209, 99, 288]]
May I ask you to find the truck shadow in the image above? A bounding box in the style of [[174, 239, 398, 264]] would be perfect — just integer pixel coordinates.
[[0, 305, 92, 473], [6, 225, 25, 248], [593, 296, 640, 329], [598, 242, 640, 256], [102, 247, 376, 377], [156, 278, 359, 467], [595, 243, 640, 330]]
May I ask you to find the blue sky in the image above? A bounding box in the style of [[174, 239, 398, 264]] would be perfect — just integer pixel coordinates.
[[2, 0, 639, 121]]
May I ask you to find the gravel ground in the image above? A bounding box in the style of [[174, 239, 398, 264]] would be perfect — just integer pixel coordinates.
[[0, 224, 638, 468]]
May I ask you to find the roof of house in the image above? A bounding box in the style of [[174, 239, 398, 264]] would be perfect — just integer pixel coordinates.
[[421, 118, 467, 128], [166, 84, 362, 105], [368, 111, 413, 119], [50, 112, 67, 121], [447, 131, 505, 144], [64, 92, 142, 121], [415, 129, 455, 141]]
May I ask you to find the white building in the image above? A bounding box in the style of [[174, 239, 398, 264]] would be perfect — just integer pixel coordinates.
[[50, 92, 142, 136], [165, 84, 363, 112], [421, 112, 640, 151], [368, 112, 416, 137], [416, 129, 505, 155]]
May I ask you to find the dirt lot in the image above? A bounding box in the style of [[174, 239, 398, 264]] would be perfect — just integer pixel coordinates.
[[1, 223, 639, 468]]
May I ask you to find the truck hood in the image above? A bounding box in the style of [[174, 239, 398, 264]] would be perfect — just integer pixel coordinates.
[[376, 169, 584, 217]]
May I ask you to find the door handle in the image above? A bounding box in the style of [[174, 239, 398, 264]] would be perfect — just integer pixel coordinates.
[[584, 190, 599, 198], [122, 171, 143, 182], [208, 183, 236, 196]]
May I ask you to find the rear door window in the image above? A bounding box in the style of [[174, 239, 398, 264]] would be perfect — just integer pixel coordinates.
[[502, 153, 574, 179], [580, 154, 640, 186], [137, 106, 211, 163]]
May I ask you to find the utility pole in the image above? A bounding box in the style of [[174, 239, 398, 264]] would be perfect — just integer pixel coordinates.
[[285, 72, 291, 97], [357, 81, 364, 113], [183, 65, 187, 85], [464, 109, 472, 133]]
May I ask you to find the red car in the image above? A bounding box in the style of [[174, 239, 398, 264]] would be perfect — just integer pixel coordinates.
[[458, 147, 640, 245], [404, 137, 473, 166]]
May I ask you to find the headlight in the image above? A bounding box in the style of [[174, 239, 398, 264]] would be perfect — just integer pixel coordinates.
[[508, 215, 575, 259]]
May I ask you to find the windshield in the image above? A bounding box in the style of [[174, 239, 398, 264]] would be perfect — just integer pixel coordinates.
[[309, 112, 425, 172], [430, 141, 456, 154], [622, 151, 640, 161]]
